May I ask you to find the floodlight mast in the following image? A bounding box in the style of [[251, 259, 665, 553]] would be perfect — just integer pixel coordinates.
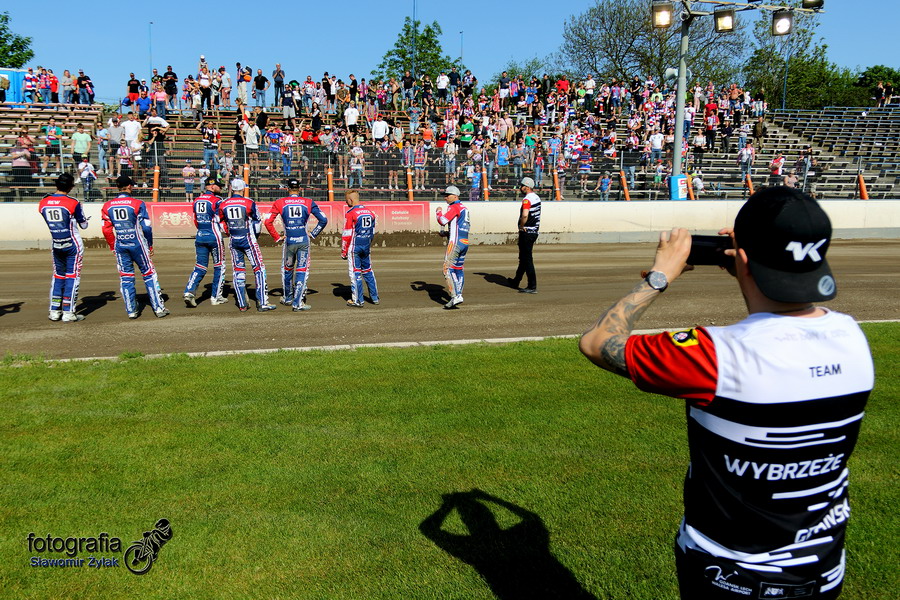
[[655, 0, 825, 198]]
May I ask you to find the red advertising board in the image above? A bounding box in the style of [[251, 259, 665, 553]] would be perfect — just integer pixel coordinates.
[[149, 201, 430, 238]]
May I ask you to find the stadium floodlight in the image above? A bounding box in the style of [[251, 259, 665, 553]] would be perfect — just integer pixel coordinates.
[[714, 7, 736, 33], [801, 0, 825, 9], [652, 1, 675, 28], [772, 9, 793, 36]]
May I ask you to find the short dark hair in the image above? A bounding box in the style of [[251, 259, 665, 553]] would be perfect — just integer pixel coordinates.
[[55, 173, 75, 193]]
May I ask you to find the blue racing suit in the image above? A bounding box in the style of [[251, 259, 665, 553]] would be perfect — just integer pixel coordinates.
[[218, 194, 269, 309], [101, 194, 166, 315], [264, 195, 327, 308], [436, 200, 470, 300], [341, 204, 379, 304], [184, 192, 225, 300], [38, 193, 89, 316]]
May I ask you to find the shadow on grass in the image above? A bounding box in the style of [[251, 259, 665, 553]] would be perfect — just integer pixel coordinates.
[[420, 489, 596, 600], [410, 281, 450, 305]]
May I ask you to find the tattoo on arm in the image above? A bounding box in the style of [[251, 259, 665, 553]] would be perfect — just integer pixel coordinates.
[[584, 281, 661, 377]]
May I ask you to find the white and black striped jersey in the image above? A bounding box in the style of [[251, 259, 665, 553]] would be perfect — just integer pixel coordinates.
[[626, 310, 873, 593], [520, 192, 541, 234]]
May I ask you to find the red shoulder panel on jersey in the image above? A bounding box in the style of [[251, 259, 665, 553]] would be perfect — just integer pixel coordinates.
[[625, 327, 718, 405]]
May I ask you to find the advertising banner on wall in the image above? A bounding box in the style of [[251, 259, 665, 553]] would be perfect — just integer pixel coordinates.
[[148, 201, 431, 238]]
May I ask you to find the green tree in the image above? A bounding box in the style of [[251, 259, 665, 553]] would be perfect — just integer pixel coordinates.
[[0, 12, 34, 68], [372, 17, 463, 81], [559, 0, 748, 86], [742, 1, 822, 109]]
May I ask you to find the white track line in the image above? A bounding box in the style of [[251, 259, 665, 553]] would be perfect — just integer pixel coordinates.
[[29, 318, 897, 364]]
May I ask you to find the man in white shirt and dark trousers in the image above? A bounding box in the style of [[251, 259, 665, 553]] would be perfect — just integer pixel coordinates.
[[509, 177, 541, 294]]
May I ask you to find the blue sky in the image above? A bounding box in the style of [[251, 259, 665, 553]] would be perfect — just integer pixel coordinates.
[[5, 1, 895, 104]]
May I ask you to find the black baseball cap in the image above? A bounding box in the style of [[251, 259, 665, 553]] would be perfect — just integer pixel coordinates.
[[286, 178, 300, 188], [205, 176, 221, 186], [115, 175, 136, 189], [734, 187, 836, 303]]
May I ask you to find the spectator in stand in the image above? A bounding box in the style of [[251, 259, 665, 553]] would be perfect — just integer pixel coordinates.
[[70, 123, 92, 169], [219, 66, 231, 109], [135, 90, 153, 119], [344, 101, 360, 136], [412, 138, 428, 190], [198, 66, 213, 112], [152, 82, 168, 118], [197, 120, 220, 172], [77, 70, 94, 105], [272, 63, 285, 107], [720, 119, 734, 154], [753, 116, 768, 153], [60, 70, 75, 104], [47, 69, 60, 104], [41, 117, 64, 175], [163, 65, 179, 110], [253, 69, 268, 108], [783, 169, 799, 188], [107, 117, 124, 178], [401, 70, 415, 107], [691, 169, 704, 197], [95, 123, 109, 175], [23, 67, 37, 102], [121, 111, 142, 154], [649, 128, 664, 164], [236, 64, 248, 105], [9, 140, 33, 187], [768, 151, 786, 186], [78, 156, 97, 199], [704, 109, 719, 152], [126, 73, 140, 105], [241, 117, 262, 172], [737, 141, 755, 181], [183, 160, 196, 201], [349, 139, 365, 188]]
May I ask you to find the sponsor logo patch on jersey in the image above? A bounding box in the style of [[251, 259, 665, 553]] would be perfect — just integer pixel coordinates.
[[459, 238, 469, 244], [670, 328, 699, 348]]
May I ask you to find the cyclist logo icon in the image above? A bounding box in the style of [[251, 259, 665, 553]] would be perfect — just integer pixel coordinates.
[[124, 519, 173, 575]]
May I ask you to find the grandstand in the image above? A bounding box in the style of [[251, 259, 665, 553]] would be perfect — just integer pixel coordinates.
[[0, 100, 896, 203]]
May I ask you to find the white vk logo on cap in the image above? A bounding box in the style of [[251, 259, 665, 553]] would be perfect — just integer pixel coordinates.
[[785, 239, 826, 262]]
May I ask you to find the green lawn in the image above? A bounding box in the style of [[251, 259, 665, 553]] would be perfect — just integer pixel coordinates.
[[1, 324, 897, 599]]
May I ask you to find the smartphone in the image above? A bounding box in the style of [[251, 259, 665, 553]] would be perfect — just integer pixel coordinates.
[[688, 235, 734, 268]]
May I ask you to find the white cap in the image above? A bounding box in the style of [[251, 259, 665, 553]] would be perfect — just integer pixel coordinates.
[[519, 177, 535, 188], [200, 54, 205, 59], [231, 179, 246, 191], [443, 185, 461, 196]]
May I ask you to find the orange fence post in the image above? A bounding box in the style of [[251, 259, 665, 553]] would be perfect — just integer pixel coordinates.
[[243, 163, 250, 192], [327, 168, 335, 202], [619, 170, 631, 202], [857, 173, 869, 200], [686, 173, 695, 201], [406, 169, 414, 201], [152, 165, 160, 202], [745, 174, 754, 195], [553, 169, 561, 201], [482, 167, 489, 200]]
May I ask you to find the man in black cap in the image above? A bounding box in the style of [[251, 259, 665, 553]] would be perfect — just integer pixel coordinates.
[[579, 187, 874, 599]]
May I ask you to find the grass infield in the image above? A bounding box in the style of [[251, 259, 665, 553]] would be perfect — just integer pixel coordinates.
[[1, 323, 897, 599]]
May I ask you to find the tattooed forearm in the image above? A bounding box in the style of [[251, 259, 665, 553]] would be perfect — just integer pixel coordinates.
[[580, 280, 663, 376]]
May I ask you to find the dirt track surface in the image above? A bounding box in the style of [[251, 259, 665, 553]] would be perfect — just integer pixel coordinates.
[[1, 240, 898, 360]]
